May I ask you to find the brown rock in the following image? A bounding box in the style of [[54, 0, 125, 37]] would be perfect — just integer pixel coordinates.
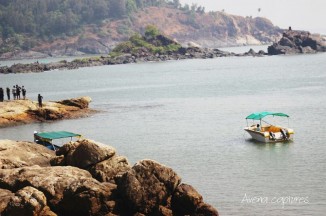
[[117, 159, 181, 214], [3, 186, 56, 216], [0, 189, 14, 214], [65, 139, 116, 169], [89, 155, 131, 183], [0, 140, 55, 169], [171, 183, 203, 215]]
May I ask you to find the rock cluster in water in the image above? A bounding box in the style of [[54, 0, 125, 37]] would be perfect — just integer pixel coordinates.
[[268, 30, 326, 55], [0, 139, 219, 216], [0, 96, 92, 128]]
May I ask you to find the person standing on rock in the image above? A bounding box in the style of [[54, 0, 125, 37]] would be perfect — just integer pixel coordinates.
[[0, 88, 4, 102], [16, 85, 21, 100], [6, 87, 10, 100], [38, 94, 43, 108], [12, 86, 16, 100], [22, 86, 26, 100]]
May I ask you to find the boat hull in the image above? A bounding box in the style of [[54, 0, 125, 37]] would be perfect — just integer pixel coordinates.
[[244, 128, 294, 143]]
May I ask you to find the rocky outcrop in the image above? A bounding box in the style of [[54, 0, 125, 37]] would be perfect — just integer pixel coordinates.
[[0, 96, 92, 128], [268, 30, 326, 55], [0, 139, 219, 216]]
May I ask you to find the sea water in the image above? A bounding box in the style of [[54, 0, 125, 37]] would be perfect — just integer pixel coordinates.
[[1, 50, 325, 215]]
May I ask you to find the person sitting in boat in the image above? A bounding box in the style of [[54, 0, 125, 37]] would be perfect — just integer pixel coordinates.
[[256, 124, 261, 131]]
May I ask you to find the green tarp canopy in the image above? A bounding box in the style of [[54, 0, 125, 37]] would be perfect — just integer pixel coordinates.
[[35, 131, 81, 140], [246, 112, 289, 120]]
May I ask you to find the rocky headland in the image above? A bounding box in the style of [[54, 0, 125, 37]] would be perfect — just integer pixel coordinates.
[[0, 96, 92, 128], [0, 139, 218, 216], [267, 30, 326, 55]]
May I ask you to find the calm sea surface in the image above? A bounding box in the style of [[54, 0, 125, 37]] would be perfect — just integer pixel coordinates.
[[1, 48, 326, 215]]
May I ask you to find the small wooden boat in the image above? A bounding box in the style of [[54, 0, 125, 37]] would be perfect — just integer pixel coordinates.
[[34, 131, 81, 150], [244, 112, 294, 143]]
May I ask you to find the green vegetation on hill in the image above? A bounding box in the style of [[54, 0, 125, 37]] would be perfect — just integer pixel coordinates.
[[0, 0, 208, 54], [110, 25, 181, 56]]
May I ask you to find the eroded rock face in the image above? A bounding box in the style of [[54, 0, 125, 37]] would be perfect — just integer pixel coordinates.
[[0, 140, 54, 169], [117, 159, 181, 215], [3, 186, 56, 216], [0, 166, 116, 215]]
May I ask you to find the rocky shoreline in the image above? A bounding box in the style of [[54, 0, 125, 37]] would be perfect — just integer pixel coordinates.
[[1, 29, 325, 75], [0, 139, 218, 216], [0, 96, 93, 128], [0, 47, 265, 74]]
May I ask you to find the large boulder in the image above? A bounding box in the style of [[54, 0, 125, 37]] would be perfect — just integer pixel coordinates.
[[52, 139, 131, 183], [117, 159, 181, 215], [3, 186, 56, 216], [89, 155, 131, 183], [64, 139, 116, 169], [0, 140, 54, 169], [0, 166, 115, 215]]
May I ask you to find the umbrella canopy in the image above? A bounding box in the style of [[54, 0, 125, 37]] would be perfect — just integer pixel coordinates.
[[246, 112, 289, 120]]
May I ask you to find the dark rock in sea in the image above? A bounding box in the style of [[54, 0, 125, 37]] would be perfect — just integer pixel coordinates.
[[268, 30, 326, 55], [171, 183, 203, 215]]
